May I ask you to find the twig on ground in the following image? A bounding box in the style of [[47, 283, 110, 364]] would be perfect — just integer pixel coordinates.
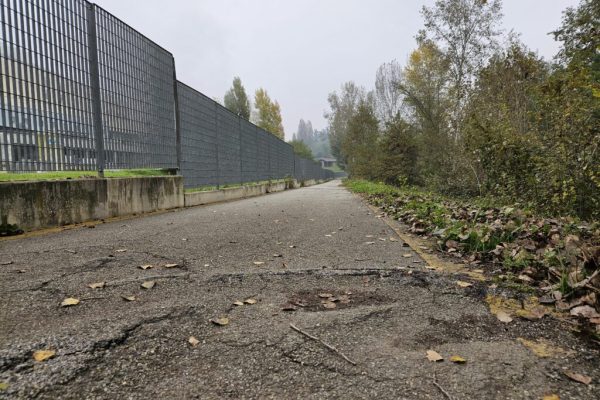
[[432, 373, 453, 400], [289, 323, 357, 366]]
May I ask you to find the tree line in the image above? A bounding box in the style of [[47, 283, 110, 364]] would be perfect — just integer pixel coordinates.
[[326, 0, 599, 220], [222, 77, 285, 140]]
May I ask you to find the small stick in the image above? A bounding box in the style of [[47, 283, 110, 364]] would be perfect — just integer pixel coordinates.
[[289, 323, 357, 366], [433, 373, 453, 400]]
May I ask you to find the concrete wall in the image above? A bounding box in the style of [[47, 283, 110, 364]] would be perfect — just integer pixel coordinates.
[[0, 176, 183, 231]]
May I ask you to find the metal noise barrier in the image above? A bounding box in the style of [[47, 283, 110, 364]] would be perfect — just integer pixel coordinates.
[[0, 0, 334, 186]]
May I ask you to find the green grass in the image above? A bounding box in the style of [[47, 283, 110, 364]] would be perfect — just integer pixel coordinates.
[[343, 179, 400, 196], [0, 169, 169, 182], [185, 179, 288, 193]]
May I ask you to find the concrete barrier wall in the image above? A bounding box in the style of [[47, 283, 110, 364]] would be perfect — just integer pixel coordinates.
[[0, 176, 183, 231], [184, 180, 324, 207]]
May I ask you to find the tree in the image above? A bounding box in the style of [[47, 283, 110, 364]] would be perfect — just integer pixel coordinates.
[[254, 88, 285, 139], [325, 82, 370, 168], [223, 77, 251, 120], [419, 0, 503, 139], [341, 100, 380, 179], [377, 117, 420, 186], [375, 60, 404, 124], [289, 140, 314, 160]]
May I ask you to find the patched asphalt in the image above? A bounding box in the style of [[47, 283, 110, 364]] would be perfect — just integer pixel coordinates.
[[0, 180, 598, 399]]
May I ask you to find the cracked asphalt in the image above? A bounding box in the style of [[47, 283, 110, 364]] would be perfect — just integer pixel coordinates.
[[1, 180, 599, 399]]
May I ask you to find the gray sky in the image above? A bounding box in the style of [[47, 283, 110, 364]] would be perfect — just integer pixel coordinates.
[[94, 0, 578, 140]]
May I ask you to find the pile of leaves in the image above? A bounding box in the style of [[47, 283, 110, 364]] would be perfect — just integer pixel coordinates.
[[360, 182, 600, 335]]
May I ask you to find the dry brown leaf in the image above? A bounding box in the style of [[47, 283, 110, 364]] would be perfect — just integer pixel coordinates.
[[244, 298, 257, 305], [122, 295, 136, 302], [496, 311, 513, 323], [365, 241, 376, 245], [325, 234, 332, 237], [273, 254, 282, 258], [564, 370, 592, 385], [88, 282, 105, 289], [322, 301, 337, 309], [282, 304, 298, 311], [115, 249, 127, 253], [253, 261, 265, 266], [426, 350, 443, 362], [188, 336, 200, 347], [456, 281, 473, 288], [542, 395, 560, 400], [141, 281, 155, 289], [139, 264, 153, 270], [318, 293, 333, 298], [33, 349, 56, 362], [570, 305, 600, 319], [164, 263, 179, 268], [210, 316, 229, 326], [516, 305, 547, 320], [61, 297, 80, 307], [233, 301, 244, 306], [449, 355, 466, 364], [389, 237, 399, 242]]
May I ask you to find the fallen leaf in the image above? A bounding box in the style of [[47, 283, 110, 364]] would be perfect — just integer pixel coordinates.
[[322, 301, 337, 309], [318, 293, 333, 298], [282, 304, 298, 311], [564, 371, 592, 385], [273, 254, 282, 258], [289, 245, 296, 248], [139, 264, 153, 270], [204, 264, 210, 267], [122, 295, 136, 302], [188, 336, 200, 347], [33, 349, 56, 362], [426, 350, 443, 362], [233, 301, 244, 306], [570, 305, 600, 319], [244, 298, 257, 305], [141, 281, 156, 289], [379, 238, 386, 241], [0, 261, 13, 266], [365, 241, 376, 245], [325, 234, 332, 237], [389, 238, 399, 242], [517, 338, 568, 358], [496, 311, 513, 323], [115, 249, 127, 253], [0, 382, 7, 391], [253, 261, 265, 266], [210, 317, 229, 326], [61, 297, 80, 307], [164, 263, 179, 268], [450, 355, 466, 364], [403, 254, 413, 258], [516, 305, 547, 320], [88, 282, 105, 289], [456, 281, 473, 288], [365, 235, 374, 238], [542, 395, 560, 400]]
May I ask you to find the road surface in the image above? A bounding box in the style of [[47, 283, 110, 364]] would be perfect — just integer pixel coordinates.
[[0, 180, 598, 399]]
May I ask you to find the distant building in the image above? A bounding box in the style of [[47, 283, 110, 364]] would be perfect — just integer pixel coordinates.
[[317, 157, 336, 168]]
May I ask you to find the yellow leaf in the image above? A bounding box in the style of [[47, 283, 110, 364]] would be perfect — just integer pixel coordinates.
[[33, 349, 56, 362], [426, 350, 443, 362], [516, 338, 568, 358], [141, 281, 156, 289], [188, 336, 200, 347], [403, 254, 413, 258], [88, 282, 105, 289], [450, 355, 466, 364], [61, 297, 80, 307], [210, 316, 229, 326], [233, 301, 244, 306], [0, 382, 7, 391], [542, 395, 560, 400]]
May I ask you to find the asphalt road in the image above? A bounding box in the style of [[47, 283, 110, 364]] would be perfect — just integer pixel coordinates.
[[0, 180, 598, 399]]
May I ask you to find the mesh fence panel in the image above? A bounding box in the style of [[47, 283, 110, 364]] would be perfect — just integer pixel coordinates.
[[0, 0, 96, 171], [94, 5, 176, 170]]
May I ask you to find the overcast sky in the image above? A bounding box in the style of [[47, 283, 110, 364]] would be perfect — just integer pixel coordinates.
[[94, 0, 578, 140]]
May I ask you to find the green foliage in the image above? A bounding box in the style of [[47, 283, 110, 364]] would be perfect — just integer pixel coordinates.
[[341, 101, 380, 179], [288, 140, 314, 160], [254, 88, 285, 139], [223, 77, 251, 120]]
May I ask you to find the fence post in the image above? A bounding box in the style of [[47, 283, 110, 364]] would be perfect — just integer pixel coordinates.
[[172, 57, 181, 174], [86, 3, 105, 177]]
